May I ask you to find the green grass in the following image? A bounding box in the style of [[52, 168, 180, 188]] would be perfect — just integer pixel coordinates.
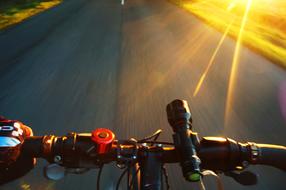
[[0, 0, 62, 30], [1, 0, 40, 15]]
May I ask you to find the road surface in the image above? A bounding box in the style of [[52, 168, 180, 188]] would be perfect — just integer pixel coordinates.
[[0, 0, 285, 189]]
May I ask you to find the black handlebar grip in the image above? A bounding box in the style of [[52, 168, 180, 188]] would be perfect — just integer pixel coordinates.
[[254, 144, 286, 171], [167, 99, 201, 182]]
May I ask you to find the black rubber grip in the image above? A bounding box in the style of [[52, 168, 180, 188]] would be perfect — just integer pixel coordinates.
[[255, 144, 286, 171]]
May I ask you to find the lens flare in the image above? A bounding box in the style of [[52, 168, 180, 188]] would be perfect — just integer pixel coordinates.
[[279, 81, 286, 123], [193, 20, 234, 97], [224, 0, 253, 127], [227, 0, 238, 11]]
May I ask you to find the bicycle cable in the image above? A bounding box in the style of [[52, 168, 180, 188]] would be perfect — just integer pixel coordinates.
[[200, 170, 224, 190]]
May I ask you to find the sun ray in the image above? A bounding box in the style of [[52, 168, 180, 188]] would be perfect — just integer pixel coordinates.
[[193, 20, 234, 97], [227, 0, 239, 11], [224, 0, 253, 127]]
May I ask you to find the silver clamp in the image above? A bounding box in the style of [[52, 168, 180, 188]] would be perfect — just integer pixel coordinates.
[[248, 142, 259, 162], [116, 139, 138, 168]]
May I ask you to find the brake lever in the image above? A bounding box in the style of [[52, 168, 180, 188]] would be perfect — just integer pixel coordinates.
[[225, 171, 258, 185]]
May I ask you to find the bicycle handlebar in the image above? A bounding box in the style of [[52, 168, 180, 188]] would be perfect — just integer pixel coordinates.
[[21, 134, 286, 172], [19, 99, 286, 189], [253, 144, 286, 171]]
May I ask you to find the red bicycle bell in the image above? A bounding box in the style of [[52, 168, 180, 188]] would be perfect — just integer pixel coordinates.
[[91, 128, 115, 154]]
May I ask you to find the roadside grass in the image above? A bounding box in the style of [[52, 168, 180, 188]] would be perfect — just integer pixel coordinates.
[[0, 0, 62, 30], [169, 0, 286, 68]]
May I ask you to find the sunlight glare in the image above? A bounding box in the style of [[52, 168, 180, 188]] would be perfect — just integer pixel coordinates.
[[193, 20, 234, 97], [224, 0, 253, 127]]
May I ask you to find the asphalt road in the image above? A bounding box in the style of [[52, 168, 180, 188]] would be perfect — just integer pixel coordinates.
[[0, 0, 285, 189]]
